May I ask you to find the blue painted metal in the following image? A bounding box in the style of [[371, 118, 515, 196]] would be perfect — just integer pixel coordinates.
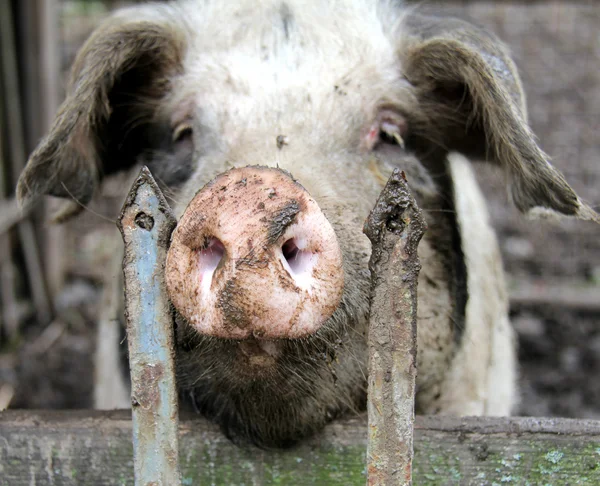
[[118, 166, 181, 486]]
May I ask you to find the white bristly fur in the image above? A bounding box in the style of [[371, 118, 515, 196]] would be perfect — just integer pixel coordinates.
[[439, 153, 517, 415], [92, 0, 517, 417]]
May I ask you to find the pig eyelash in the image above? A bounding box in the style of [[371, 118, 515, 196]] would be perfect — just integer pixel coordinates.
[[172, 123, 193, 143], [58, 182, 117, 224], [379, 121, 406, 149], [365, 111, 408, 151], [149, 172, 185, 207]]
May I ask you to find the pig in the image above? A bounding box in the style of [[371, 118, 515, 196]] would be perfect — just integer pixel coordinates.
[[17, 0, 598, 447]]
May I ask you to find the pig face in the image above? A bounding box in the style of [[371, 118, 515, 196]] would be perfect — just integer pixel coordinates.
[[18, 1, 598, 447]]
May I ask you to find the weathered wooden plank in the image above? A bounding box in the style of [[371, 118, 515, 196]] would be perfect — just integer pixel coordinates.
[[1, 411, 599, 485], [0, 0, 53, 328], [0, 90, 20, 340], [0, 199, 31, 237], [510, 281, 600, 312], [36, 0, 66, 298]]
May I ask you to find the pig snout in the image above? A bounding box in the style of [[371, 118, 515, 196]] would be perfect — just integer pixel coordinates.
[[165, 166, 344, 340]]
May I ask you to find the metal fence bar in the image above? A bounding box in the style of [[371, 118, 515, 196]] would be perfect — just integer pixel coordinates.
[[363, 169, 426, 486], [116, 166, 424, 484], [118, 166, 181, 486]]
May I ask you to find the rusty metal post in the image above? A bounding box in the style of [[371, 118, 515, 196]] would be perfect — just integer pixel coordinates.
[[363, 169, 426, 486], [118, 167, 181, 486]]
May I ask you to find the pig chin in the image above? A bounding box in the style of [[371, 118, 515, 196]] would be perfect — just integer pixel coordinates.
[[165, 166, 345, 344], [237, 338, 281, 370]]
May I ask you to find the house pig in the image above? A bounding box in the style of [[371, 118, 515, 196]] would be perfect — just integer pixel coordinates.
[[17, 0, 598, 447]]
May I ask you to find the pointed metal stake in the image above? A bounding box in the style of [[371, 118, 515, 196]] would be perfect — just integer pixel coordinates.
[[363, 169, 427, 486], [118, 166, 181, 486]]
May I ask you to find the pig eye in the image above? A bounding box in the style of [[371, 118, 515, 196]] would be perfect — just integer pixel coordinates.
[[172, 123, 193, 144], [366, 111, 408, 151], [379, 120, 406, 149]]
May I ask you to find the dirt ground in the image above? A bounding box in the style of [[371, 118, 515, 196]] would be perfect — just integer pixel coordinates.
[[1, 1, 598, 420]]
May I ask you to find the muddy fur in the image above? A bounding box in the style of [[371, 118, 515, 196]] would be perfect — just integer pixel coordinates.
[[17, 0, 598, 448]]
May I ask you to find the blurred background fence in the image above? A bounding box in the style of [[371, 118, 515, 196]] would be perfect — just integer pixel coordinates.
[[0, 0, 598, 417]]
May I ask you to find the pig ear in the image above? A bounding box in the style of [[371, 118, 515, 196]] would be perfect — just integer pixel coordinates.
[[401, 15, 598, 222], [17, 9, 185, 210]]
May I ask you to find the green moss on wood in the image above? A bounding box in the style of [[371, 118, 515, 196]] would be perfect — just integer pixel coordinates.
[[179, 443, 367, 484], [2, 413, 600, 485], [413, 436, 600, 486]]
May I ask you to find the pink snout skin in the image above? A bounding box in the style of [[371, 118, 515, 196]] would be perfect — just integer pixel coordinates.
[[165, 166, 344, 340]]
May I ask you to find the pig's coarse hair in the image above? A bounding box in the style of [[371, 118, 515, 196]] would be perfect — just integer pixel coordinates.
[[16, 0, 599, 448]]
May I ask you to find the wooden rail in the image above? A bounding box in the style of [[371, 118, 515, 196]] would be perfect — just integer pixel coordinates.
[[1, 411, 599, 485], [509, 282, 600, 312]]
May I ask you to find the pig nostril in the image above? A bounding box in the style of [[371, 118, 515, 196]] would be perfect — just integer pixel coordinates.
[[282, 239, 299, 263], [281, 238, 316, 284], [199, 237, 225, 271], [197, 237, 225, 291]]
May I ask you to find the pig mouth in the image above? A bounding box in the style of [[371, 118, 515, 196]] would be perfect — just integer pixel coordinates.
[[237, 338, 282, 368], [175, 313, 344, 388]]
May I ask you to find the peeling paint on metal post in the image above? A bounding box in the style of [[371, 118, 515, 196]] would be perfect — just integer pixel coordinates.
[[363, 169, 427, 486], [118, 166, 181, 486]]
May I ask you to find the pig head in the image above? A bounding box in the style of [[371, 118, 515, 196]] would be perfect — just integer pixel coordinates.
[[17, 1, 598, 447]]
